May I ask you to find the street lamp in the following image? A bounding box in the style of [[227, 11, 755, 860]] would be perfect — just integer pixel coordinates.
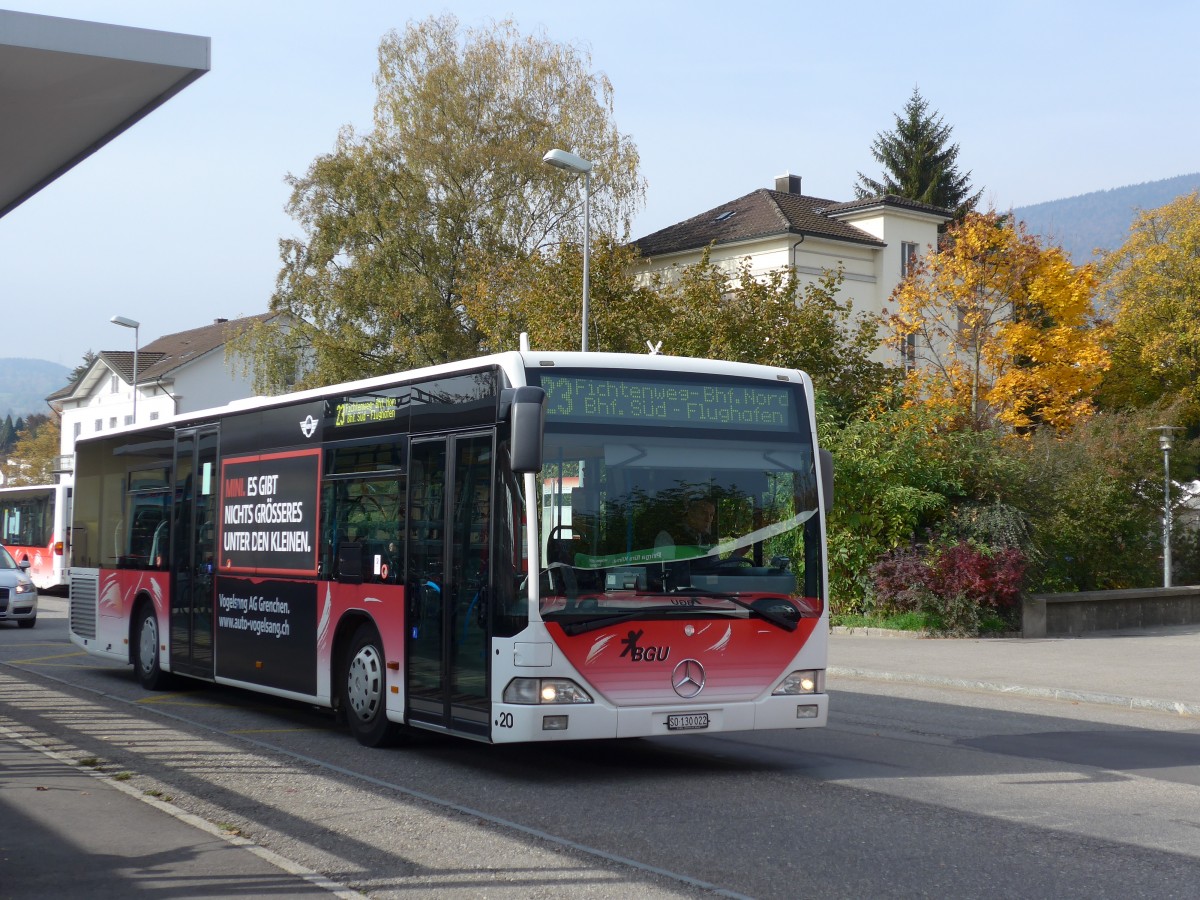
[[1149, 425, 1181, 587], [542, 148, 594, 352], [110, 315, 140, 425]]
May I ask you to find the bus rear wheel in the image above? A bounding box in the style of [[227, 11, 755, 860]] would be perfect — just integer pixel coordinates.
[[132, 603, 171, 691], [343, 623, 399, 747]]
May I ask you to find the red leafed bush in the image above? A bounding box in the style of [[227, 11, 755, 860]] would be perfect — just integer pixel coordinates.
[[868, 547, 934, 614], [930, 542, 1026, 610], [869, 542, 1026, 617]]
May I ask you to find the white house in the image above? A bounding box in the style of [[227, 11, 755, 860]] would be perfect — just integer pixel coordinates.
[[48, 313, 280, 478], [630, 174, 952, 363]]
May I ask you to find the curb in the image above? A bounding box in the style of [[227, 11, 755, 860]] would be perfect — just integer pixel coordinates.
[[828, 666, 1200, 718]]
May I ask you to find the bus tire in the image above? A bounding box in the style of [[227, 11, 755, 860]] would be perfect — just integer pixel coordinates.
[[132, 602, 171, 691], [343, 622, 398, 747]]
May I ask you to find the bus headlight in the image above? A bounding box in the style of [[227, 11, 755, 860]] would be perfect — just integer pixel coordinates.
[[773, 670, 824, 695], [503, 678, 593, 704]]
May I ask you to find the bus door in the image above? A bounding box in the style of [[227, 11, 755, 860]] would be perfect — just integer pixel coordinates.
[[406, 432, 493, 736], [169, 425, 219, 679]]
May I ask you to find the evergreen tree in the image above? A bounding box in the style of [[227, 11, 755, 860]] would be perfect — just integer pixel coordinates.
[[68, 350, 97, 385], [855, 87, 982, 219], [0, 415, 13, 454]]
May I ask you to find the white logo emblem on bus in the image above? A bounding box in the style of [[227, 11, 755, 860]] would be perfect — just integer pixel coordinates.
[[299, 415, 318, 438], [672, 659, 705, 698]]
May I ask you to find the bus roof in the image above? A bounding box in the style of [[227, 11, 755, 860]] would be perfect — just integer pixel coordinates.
[[74, 349, 813, 444]]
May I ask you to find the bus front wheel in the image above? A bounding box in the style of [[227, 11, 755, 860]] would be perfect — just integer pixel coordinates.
[[342, 623, 399, 747], [132, 603, 171, 691]]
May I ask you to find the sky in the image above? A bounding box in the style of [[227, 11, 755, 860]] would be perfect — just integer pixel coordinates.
[[4, 0, 1199, 370]]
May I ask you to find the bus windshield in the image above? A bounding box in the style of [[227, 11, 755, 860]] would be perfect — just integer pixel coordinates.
[[535, 381, 823, 628]]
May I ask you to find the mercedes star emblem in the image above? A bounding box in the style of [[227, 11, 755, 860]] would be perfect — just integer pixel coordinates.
[[671, 659, 706, 698]]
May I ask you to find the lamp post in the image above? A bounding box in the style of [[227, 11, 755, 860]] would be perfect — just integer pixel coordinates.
[[110, 315, 140, 425], [542, 148, 594, 352], [1149, 425, 1181, 587]]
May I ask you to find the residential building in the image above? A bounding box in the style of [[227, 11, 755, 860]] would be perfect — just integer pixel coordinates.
[[630, 174, 952, 363], [48, 313, 281, 478]]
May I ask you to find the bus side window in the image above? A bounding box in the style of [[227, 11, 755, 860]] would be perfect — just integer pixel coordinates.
[[322, 477, 405, 583]]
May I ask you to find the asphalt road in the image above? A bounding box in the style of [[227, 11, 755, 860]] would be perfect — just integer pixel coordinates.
[[3, 600, 1200, 899]]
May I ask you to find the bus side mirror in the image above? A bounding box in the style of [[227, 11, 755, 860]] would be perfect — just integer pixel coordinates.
[[508, 386, 546, 474], [819, 448, 834, 512]]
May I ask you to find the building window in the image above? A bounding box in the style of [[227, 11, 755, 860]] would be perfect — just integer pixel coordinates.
[[124, 415, 134, 426], [109, 417, 117, 428], [149, 411, 160, 421], [110, 374, 119, 393], [901, 242, 919, 278], [901, 333, 917, 370], [94, 419, 102, 432], [73, 422, 82, 438]]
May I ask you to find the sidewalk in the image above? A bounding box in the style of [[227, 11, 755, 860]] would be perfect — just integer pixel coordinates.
[[828, 624, 1200, 716], [0, 727, 361, 900]]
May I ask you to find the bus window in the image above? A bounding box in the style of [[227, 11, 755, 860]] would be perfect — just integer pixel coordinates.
[[122, 466, 171, 570], [321, 476, 405, 583]]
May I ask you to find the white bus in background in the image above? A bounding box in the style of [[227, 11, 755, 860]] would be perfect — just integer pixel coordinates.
[[0, 484, 72, 592]]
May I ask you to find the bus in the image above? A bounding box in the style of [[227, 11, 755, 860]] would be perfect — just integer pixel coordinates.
[[0, 483, 72, 592], [68, 349, 832, 746]]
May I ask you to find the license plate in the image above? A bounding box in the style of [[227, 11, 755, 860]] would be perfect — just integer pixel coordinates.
[[667, 713, 709, 731]]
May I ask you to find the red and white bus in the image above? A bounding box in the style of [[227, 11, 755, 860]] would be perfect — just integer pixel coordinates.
[[0, 483, 72, 592], [68, 350, 831, 746]]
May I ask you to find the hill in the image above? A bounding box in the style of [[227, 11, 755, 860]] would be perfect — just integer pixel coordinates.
[[0, 358, 70, 418], [1014, 173, 1200, 263]]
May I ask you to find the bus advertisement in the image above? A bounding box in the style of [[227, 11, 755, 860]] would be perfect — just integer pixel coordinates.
[[68, 350, 831, 746], [0, 483, 72, 592]]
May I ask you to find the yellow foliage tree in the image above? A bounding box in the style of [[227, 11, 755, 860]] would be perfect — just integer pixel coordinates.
[[1, 417, 61, 486], [1099, 192, 1200, 422], [891, 211, 1108, 432]]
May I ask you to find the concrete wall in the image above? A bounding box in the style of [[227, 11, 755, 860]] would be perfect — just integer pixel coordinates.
[[1023, 586, 1200, 637]]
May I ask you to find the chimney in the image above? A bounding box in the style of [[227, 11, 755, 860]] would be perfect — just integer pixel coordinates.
[[772, 174, 801, 194], [214, 317, 229, 324], [774, 173, 802, 194]]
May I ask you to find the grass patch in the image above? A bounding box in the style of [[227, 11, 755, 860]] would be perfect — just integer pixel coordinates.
[[78, 757, 100, 768], [113, 772, 132, 782], [834, 607, 1020, 636], [832, 610, 933, 632]]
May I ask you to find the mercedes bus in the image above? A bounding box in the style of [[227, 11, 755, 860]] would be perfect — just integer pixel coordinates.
[[68, 348, 831, 746]]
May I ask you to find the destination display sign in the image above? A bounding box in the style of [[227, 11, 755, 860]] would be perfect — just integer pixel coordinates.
[[538, 373, 796, 432], [218, 448, 321, 576]]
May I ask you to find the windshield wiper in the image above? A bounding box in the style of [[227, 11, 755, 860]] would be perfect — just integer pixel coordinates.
[[559, 606, 692, 637], [556, 590, 799, 636], [668, 588, 799, 632]]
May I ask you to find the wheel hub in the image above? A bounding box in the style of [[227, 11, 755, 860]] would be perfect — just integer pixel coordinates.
[[346, 645, 383, 721]]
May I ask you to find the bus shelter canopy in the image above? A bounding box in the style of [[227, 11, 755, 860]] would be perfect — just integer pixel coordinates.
[[0, 9, 210, 218]]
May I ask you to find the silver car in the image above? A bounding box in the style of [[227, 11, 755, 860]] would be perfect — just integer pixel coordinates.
[[0, 545, 38, 628]]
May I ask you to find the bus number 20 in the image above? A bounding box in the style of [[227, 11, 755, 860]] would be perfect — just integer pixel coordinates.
[[496, 712, 514, 728]]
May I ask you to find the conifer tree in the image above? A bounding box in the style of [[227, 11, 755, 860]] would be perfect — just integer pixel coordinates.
[[856, 87, 982, 219]]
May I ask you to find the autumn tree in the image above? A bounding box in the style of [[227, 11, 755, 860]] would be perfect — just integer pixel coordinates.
[[466, 237, 666, 354], [855, 87, 982, 219], [1, 415, 60, 486], [236, 15, 643, 391], [891, 212, 1109, 432], [1097, 192, 1200, 422]]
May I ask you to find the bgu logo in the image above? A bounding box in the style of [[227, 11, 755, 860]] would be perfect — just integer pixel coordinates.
[[619, 629, 670, 663]]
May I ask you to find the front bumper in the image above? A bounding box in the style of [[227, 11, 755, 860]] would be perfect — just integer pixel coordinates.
[[0, 589, 38, 620]]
